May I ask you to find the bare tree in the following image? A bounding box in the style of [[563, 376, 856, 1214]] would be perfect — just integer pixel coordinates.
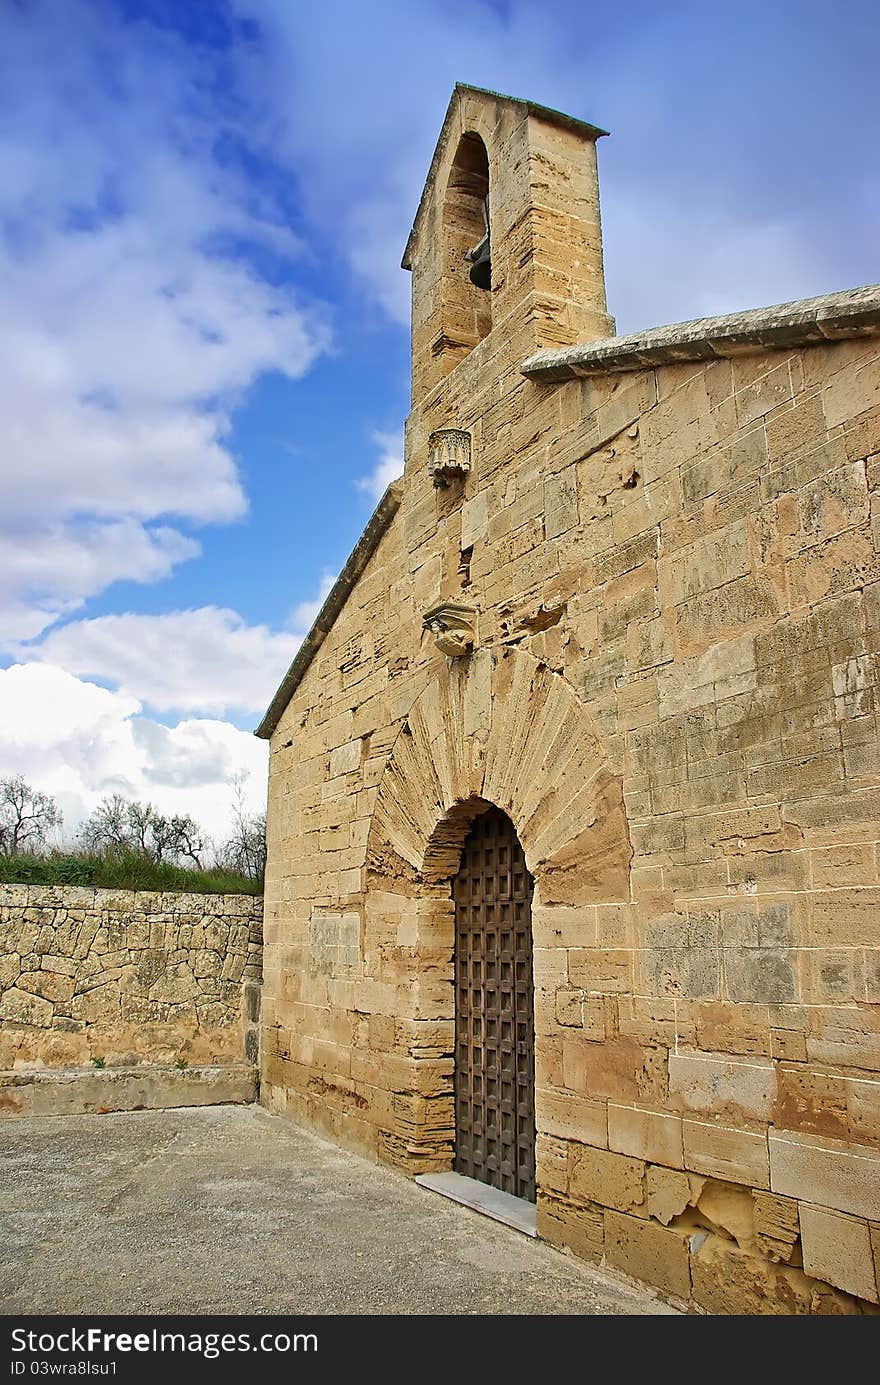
[[219, 771, 267, 881], [81, 795, 204, 867], [168, 815, 204, 869], [146, 810, 205, 867], [127, 799, 155, 857], [0, 776, 62, 856], [80, 793, 130, 854]]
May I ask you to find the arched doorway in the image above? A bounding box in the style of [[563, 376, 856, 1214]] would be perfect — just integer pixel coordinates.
[[453, 805, 536, 1203]]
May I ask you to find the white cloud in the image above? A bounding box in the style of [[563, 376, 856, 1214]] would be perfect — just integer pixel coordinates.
[[10, 564, 334, 720], [357, 429, 404, 502], [347, 177, 420, 327], [0, 663, 268, 845], [0, 0, 331, 643], [1, 521, 200, 647], [290, 571, 336, 633], [600, 188, 841, 337], [16, 608, 301, 718]]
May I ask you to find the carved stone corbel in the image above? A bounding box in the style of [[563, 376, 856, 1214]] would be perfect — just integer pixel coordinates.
[[422, 601, 478, 658], [428, 428, 471, 488]]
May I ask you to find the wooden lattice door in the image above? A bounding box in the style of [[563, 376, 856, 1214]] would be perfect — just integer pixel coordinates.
[[453, 806, 536, 1202]]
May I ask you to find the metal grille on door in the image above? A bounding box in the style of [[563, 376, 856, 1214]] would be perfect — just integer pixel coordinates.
[[453, 806, 536, 1203]]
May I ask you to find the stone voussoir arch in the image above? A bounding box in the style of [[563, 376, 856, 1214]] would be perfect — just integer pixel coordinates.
[[366, 646, 632, 905]]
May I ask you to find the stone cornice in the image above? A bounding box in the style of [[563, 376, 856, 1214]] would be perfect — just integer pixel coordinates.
[[255, 481, 403, 741], [520, 284, 880, 382]]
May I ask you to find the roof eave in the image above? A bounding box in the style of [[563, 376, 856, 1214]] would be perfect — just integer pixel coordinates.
[[521, 284, 880, 381]]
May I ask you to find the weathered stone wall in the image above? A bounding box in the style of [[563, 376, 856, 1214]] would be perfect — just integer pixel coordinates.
[[261, 86, 880, 1312], [0, 885, 262, 1069]]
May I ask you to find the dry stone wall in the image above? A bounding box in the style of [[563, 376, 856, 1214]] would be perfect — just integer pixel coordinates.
[[0, 884, 262, 1069], [261, 86, 880, 1312]]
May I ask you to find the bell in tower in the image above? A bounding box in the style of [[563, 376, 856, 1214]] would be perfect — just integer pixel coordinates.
[[465, 196, 491, 291]]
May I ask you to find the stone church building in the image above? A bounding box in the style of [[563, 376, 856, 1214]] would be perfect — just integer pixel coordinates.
[[257, 85, 880, 1312]]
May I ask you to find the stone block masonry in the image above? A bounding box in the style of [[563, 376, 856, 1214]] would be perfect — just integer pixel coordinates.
[[0, 884, 262, 1071], [0, 1063, 257, 1118], [256, 84, 880, 1313]]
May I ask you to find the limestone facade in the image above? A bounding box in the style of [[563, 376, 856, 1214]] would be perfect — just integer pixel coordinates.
[[0, 884, 262, 1070], [259, 84, 880, 1311]]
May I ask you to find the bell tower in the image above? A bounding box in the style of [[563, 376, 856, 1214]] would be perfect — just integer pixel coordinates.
[[402, 84, 614, 404]]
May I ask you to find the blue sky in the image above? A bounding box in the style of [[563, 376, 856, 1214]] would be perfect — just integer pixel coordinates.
[[0, 0, 877, 841]]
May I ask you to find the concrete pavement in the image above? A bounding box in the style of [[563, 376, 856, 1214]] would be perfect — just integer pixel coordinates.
[[0, 1104, 677, 1315]]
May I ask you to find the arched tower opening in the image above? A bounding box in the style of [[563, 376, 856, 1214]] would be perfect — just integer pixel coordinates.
[[438, 131, 492, 374]]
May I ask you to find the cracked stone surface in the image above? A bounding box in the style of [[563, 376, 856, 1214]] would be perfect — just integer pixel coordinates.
[[0, 1104, 677, 1315]]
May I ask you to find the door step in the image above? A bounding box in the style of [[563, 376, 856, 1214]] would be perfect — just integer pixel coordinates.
[[415, 1170, 538, 1237]]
